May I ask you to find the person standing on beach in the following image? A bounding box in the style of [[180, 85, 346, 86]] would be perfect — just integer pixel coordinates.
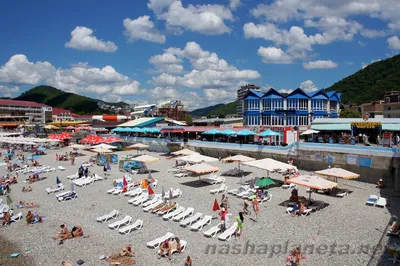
[[252, 198, 260, 220], [235, 212, 244, 239]]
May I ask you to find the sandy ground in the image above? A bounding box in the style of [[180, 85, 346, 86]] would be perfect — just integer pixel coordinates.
[[0, 147, 399, 266]]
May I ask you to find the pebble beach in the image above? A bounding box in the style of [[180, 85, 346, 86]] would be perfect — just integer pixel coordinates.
[[1, 147, 399, 266]]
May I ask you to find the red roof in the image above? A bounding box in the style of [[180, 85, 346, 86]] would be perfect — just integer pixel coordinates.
[[0, 99, 48, 108]]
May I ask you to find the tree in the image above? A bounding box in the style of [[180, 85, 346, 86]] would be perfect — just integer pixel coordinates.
[[185, 114, 193, 126], [339, 109, 362, 118]]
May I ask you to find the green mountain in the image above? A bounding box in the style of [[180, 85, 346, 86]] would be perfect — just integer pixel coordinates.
[[15, 85, 129, 114], [191, 103, 224, 117], [327, 54, 400, 104], [208, 101, 237, 117]]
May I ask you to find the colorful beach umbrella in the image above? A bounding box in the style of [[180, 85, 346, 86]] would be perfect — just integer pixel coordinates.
[[122, 176, 128, 187], [213, 199, 220, 211], [256, 178, 275, 188], [148, 185, 154, 196]]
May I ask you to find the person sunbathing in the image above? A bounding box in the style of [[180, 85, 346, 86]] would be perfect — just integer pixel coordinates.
[[291, 201, 306, 217], [2, 211, 11, 225], [60, 226, 83, 243], [158, 202, 176, 214], [119, 245, 135, 257], [151, 202, 166, 212], [22, 186, 32, 192], [106, 246, 136, 265], [26, 211, 35, 224], [18, 201, 39, 208], [53, 224, 69, 240], [158, 239, 172, 260]]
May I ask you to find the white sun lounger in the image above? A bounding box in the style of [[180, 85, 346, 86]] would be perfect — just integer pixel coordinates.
[[128, 187, 145, 197], [114, 176, 133, 184], [163, 206, 185, 220], [158, 239, 187, 256], [10, 212, 23, 223], [146, 232, 174, 248], [218, 222, 238, 241], [336, 191, 348, 197], [157, 203, 178, 216], [133, 194, 152, 206], [282, 183, 297, 189], [227, 186, 248, 195], [180, 212, 202, 227], [163, 189, 183, 199], [210, 184, 228, 194], [67, 172, 79, 180], [286, 207, 312, 216], [56, 191, 77, 202], [173, 207, 194, 222], [94, 174, 104, 181], [366, 195, 379, 205], [203, 222, 223, 237], [46, 184, 64, 194], [236, 188, 252, 198], [240, 189, 256, 199], [257, 194, 272, 203], [108, 215, 132, 229], [128, 193, 148, 204], [97, 210, 119, 223], [190, 215, 212, 231], [57, 166, 65, 171], [143, 200, 164, 212], [118, 219, 143, 234], [203, 176, 225, 185], [376, 197, 387, 207], [141, 195, 162, 207]]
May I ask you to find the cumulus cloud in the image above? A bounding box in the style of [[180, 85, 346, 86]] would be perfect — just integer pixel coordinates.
[[0, 54, 141, 96], [360, 29, 386, 38], [0, 85, 19, 98], [148, 0, 233, 35], [299, 80, 318, 93], [65, 26, 117, 52], [303, 60, 338, 70], [257, 46, 292, 64], [123, 16, 166, 43], [148, 86, 203, 110], [387, 36, 400, 49], [204, 88, 236, 102], [148, 51, 184, 74], [279, 89, 293, 94], [229, 0, 241, 10]]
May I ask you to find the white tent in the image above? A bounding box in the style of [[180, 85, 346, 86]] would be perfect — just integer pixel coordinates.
[[171, 149, 198, 156], [178, 154, 218, 163], [222, 155, 255, 163], [133, 154, 161, 163], [300, 129, 320, 135], [91, 143, 118, 150], [183, 163, 220, 174], [243, 158, 297, 172], [91, 148, 112, 154], [128, 143, 149, 149], [69, 144, 87, 149]]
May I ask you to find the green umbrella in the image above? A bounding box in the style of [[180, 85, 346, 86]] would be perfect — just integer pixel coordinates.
[[256, 178, 275, 187]]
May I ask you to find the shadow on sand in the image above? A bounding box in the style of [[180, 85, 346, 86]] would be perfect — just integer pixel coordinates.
[[0, 234, 32, 266]]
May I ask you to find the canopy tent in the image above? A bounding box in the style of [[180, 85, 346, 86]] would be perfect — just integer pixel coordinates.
[[128, 143, 149, 149], [91, 143, 118, 150], [178, 153, 218, 163], [183, 163, 220, 174], [133, 154, 161, 163], [80, 135, 106, 145], [111, 127, 124, 132], [314, 168, 360, 182], [220, 129, 236, 135], [171, 149, 198, 156], [287, 175, 337, 201], [257, 129, 281, 137], [69, 144, 86, 149], [202, 129, 222, 135], [235, 129, 256, 136], [222, 154, 255, 172], [300, 129, 320, 135], [243, 158, 297, 172], [103, 136, 122, 143], [91, 148, 113, 154]]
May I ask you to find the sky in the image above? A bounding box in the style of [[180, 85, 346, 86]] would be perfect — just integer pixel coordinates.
[[0, 0, 400, 110]]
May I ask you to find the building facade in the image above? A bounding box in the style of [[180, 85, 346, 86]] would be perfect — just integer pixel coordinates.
[[237, 84, 261, 116], [361, 100, 384, 118], [242, 88, 341, 129], [383, 91, 400, 118], [0, 99, 52, 126]]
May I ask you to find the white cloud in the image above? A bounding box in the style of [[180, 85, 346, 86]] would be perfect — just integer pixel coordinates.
[[299, 80, 318, 93], [279, 89, 293, 94], [360, 29, 386, 38], [204, 88, 236, 102], [123, 16, 166, 43], [303, 60, 338, 70], [362, 59, 382, 69], [148, 42, 260, 89], [387, 36, 400, 49], [148, 86, 203, 110], [149, 0, 233, 35], [148, 50, 184, 74], [0, 85, 19, 98], [102, 95, 122, 103], [65, 26, 117, 52], [257, 47, 292, 64], [229, 0, 241, 10], [0, 54, 142, 96]]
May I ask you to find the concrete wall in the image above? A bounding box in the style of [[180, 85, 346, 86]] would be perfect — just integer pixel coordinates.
[[186, 140, 400, 190]]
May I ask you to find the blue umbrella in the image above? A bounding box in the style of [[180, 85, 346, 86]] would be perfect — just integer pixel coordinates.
[[258, 129, 282, 137], [111, 127, 123, 132], [202, 129, 222, 135], [221, 129, 236, 135], [235, 129, 256, 136], [132, 127, 143, 133], [56, 176, 61, 184]]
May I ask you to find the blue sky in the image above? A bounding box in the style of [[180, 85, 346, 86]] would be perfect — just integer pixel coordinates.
[[0, 0, 399, 109]]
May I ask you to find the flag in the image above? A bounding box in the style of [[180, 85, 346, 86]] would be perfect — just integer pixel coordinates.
[[56, 176, 61, 184], [148, 185, 154, 196], [213, 199, 220, 212]]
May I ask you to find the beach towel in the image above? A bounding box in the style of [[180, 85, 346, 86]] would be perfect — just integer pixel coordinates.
[[10, 253, 20, 258]]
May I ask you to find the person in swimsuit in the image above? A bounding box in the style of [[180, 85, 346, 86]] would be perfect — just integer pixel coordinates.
[[53, 224, 69, 240], [235, 212, 244, 238], [252, 198, 260, 219], [158, 239, 172, 260], [60, 225, 83, 243]]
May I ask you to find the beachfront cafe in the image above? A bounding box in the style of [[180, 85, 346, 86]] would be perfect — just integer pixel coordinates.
[[309, 118, 400, 145]]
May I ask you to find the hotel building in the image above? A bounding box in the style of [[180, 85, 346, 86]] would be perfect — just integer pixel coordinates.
[[0, 99, 52, 127]]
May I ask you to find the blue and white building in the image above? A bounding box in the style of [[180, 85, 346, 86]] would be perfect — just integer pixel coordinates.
[[243, 88, 341, 128]]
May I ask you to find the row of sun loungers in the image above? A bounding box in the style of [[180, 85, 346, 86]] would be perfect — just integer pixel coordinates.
[[96, 210, 143, 234], [73, 174, 104, 187], [210, 183, 228, 194], [15, 165, 56, 174]]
